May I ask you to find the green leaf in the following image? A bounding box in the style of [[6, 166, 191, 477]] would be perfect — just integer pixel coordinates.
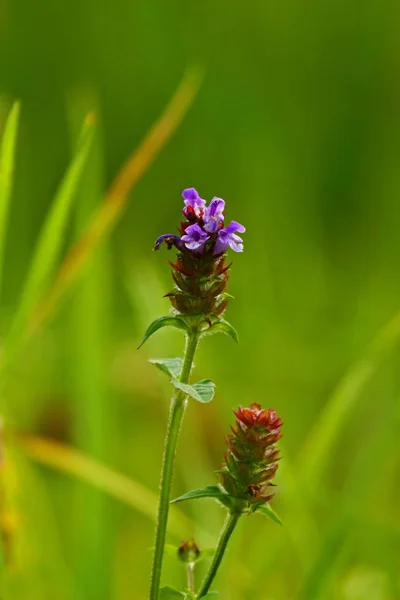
[[2, 114, 95, 363], [207, 319, 239, 343], [149, 357, 183, 379], [0, 100, 21, 296], [198, 547, 215, 561], [171, 379, 215, 403], [255, 503, 283, 526], [160, 586, 185, 599], [138, 316, 188, 349], [171, 485, 232, 507]]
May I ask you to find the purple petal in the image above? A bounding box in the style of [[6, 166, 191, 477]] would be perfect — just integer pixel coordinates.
[[182, 239, 204, 250], [153, 234, 182, 251], [182, 188, 206, 209], [228, 233, 244, 252], [208, 197, 225, 217], [225, 221, 246, 234], [181, 223, 209, 251], [213, 236, 228, 255], [204, 198, 226, 233], [204, 219, 220, 234], [182, 187, 199, 201]]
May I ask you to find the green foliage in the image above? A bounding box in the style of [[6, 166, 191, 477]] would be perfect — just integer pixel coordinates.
[[205, 319, 239, 343], [197, 548, 216, 562], [1, 114, 95, 366], [0, 100, 20, 297], [171, 485, 233, 509], [160, 589, 217, 600], [171, 379, 216, 403], [138, 316, 189, 348], [160, 586, 186, 599], [149, 357, 184, 378], [3, 3, 400, 599], [254, 503, 283, 526]]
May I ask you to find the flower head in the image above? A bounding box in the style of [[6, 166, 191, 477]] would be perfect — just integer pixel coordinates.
[[204, 197, 225, 233], [219, 403, 282, 510], [234, 404, 282, 431], [182, 188, 206, 220], [153, 187, 245, 317], [214, 221, 245, 255]]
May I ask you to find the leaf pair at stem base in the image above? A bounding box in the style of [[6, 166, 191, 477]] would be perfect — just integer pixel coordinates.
[[138, 314, 238, 349]]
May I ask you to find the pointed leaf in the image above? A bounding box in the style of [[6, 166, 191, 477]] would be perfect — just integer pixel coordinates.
[[0, 100, 20, 294], [208, 319, 238, 343], [171, 485, 232, 505], [171, 379, 215, 403], [138, 316, 188, 349], [2, 114, 95, 362], [148, 543, 178, 556], [149, 357, 183, 379], [255, 503, 283, 526], [198, 547, 215, 561], [160, 586, 185, 599]]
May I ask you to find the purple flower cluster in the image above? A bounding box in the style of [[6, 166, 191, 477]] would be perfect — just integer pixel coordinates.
[[155, 188, 245, 256]]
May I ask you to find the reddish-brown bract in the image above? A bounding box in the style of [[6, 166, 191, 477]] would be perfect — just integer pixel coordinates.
[[219, 403, 283, 508], [167, 249, 231, 316]]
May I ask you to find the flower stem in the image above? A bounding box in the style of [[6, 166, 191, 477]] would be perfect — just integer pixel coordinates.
[[149, 332, 199, 600], [187, 563, 195, 593], [196, 512, 240, 598]]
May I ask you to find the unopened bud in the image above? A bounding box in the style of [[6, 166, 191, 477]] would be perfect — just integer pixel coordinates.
[[219, 403, 283, 510], [177, 539, 200, 564]]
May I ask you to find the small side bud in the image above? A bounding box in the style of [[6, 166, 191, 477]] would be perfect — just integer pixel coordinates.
[[178, 539, 201, 564]]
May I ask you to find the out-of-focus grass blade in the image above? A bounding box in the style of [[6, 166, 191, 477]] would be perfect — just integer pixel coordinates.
[[301, 309, 400, 484], [1, 446, 73, 599], [1, 114, 95, 366], [19, 435, 206, 542], [298, 515, 353, 600], [0, 101, 21, 298], [27, 67, 204, 339], [67, 91, 112, 599]]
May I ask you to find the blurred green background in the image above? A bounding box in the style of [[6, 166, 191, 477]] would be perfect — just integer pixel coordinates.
[[1, 0, 400, 599]]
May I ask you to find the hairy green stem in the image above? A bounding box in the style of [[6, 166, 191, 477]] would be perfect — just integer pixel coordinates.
[[149, 332, 199, 600], [197, 512, 240, 598]]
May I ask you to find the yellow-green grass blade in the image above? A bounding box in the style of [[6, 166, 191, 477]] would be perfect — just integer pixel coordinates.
[[27, 68, 204, 340], [1, 114, 95, 369], [301, 309, 400, 485], [20, 435, 200, 541], [1, 446, 73, 600], [67, 89, 112, 599], [0, 101, 21, 299]]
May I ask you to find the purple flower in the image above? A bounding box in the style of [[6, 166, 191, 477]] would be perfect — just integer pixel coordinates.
[[153, 234, 182, 251], [204, 197, 225, 233], [181, 223, 209, 252], [214, 221, 246, 255], [182, 188, 206, 220]]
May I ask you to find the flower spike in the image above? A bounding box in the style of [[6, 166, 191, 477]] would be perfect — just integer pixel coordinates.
[[219, 403, 283, 511], [155, 188, 245, 318]]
